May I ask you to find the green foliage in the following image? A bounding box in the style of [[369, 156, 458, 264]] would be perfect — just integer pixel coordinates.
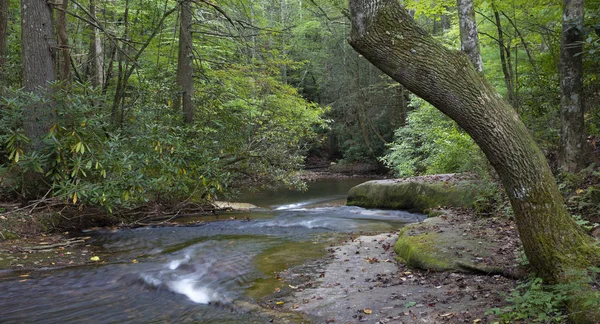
[[473, 178, 502, 217], [487, 277, 569, 323], [488, 271, 600, 323], [381, 97, 485, 177], [0, 77, 325, 210], [557, 165, 600, 230]]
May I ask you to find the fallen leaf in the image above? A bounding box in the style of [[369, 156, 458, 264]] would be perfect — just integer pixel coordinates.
[[90, 256, 100, 261], [288, 284, 298, 289], [274, 287, 281, 293], [405, 301, 417, 308], [132, 259, 138, 263], [275, 301, 284, 305], [363, 309, 372, 314]]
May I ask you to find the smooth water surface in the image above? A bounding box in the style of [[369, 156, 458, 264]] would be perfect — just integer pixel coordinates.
[[0, 178, 424, 323]]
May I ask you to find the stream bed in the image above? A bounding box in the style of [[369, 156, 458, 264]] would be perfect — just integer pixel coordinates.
[[0, 178, 424, 323]]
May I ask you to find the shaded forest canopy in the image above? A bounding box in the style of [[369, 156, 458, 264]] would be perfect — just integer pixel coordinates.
[[0, 0, 599, 211]]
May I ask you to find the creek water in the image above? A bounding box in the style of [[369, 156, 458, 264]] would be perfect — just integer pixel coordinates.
[[0, 178, 424, 323]]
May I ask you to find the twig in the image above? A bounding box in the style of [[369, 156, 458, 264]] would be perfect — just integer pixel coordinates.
[[29, 188, 53, 214]]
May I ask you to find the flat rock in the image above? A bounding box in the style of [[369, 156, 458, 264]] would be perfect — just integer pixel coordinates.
[[395, 210, 520, 273], [213, 201, 261, 211], [278, 216, 518, 323]]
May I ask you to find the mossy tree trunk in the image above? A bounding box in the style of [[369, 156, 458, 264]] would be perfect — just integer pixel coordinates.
[[348, 0, 599, 285]]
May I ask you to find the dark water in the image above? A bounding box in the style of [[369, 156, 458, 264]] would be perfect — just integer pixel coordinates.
[[0, 178, 424, 323]]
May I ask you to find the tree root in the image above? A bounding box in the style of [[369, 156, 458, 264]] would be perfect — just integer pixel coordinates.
[[456, 261, 528, 279]]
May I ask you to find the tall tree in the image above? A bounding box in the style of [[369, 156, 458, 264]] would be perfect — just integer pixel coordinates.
[[56, 0, 71, 82], [21, 0, 57, 150], [456, 0, 482, 71], [348, 0, 598, 321], [88, 0, 104, 87], [559, 0, 585, 173], [175, 0, 194, 124], [0, 0, 7, 73], [492, 2, 515, 105]]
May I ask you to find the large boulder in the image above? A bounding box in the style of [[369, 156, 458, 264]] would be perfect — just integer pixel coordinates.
[[346, 176, 479, 213]]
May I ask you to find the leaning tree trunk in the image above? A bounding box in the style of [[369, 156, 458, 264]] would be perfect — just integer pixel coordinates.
[[457, 0, 482, 71], [348, 0, 599, 321], [559, 0, 586, 173]]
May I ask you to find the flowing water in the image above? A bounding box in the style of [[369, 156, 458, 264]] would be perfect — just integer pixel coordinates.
[[0, 178, 424, 323]]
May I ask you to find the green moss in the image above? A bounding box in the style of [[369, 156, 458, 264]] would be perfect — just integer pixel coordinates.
[[247, 240, 327, 299], [0, 230, 19, 241], [347, 180, 479, 212], [394, 230, 454, 271]]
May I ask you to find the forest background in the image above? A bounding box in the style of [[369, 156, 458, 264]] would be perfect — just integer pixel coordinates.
[[0, 0, 599, 224]]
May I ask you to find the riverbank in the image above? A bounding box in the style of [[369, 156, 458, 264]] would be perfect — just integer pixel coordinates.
[[0, 170, 376, 271], [265, 207, 522, 323]]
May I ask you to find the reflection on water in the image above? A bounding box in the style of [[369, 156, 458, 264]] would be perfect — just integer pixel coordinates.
[[0, 178, 425, 323]]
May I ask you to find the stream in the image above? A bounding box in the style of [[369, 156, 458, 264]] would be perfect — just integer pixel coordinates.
[[0, 178, 424, 323]]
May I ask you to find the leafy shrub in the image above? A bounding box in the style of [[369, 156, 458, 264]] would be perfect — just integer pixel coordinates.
[[381, 97, 485, 177], [0, 74, 326, 211], [487, 277, 568, 323], [488, 270, 600, 323]]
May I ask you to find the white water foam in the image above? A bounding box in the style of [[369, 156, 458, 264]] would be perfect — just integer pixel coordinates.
[[140, 273, 163, 287], [168, 255, 190, 270], [274, 202, 309, 210], [167, 278, 216, 304]]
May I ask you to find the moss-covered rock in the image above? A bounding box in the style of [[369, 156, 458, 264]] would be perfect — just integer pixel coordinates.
[[346, 179, 479, 212], [394, 212, 519, 274]]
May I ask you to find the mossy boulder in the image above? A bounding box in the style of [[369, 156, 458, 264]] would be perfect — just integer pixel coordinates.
[[346, 179, 479, 212], [394, 211, 519, 273]]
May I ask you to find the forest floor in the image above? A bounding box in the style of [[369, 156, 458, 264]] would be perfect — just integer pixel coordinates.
[[263, 208, 523, 324]]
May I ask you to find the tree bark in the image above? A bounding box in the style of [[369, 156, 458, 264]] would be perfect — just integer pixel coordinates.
[[492, 4, 515, 105], [176, 0, 194, 124], [349, 0, 598, 282], [0, 0, 8, 73], [456, 0, 482, 71], [21, 0, 57, 151], [88, 0, 104, 87], [559, 0, 586, 173], [396, 84, 407, 128], [56, 0, 71, 82]]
